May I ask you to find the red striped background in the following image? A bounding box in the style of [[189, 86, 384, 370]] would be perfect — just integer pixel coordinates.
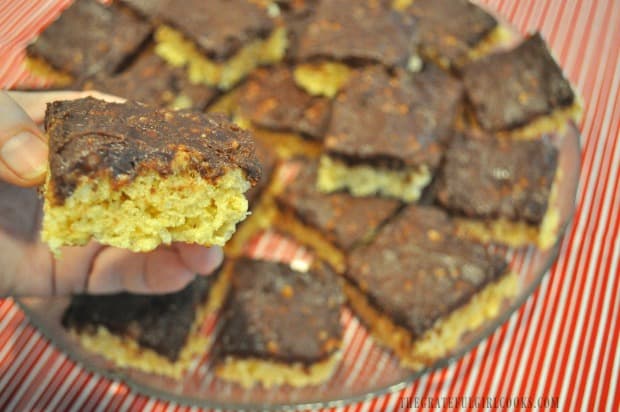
[[0, 0, 619, 411]]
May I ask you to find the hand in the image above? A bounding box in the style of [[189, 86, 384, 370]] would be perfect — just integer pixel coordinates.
[[0, 91, 223, 297]]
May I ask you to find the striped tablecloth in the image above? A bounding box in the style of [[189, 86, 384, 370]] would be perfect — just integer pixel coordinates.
[[1, 1, 618, 411]]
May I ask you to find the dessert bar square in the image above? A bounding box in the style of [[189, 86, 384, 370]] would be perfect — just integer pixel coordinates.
[[26, 0, 151, 85], [214, 258, 344, 388], [318, 65, 463, 202], [42, 97, 261, 254], [80, 49, 217, 110], [398, 0, 510, 69], [154, 0, 287, 90], [294, 0, 419, 97], [436, 133, 560, 249], [235, 66, 331, 158], [344, 206, 516, 369], [275, 158, 401, 273], [461, 33, 582, 138], [62, 271, 230, 378]]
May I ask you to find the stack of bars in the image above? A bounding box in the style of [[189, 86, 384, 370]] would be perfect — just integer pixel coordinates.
[[24, 0, 582, 387]]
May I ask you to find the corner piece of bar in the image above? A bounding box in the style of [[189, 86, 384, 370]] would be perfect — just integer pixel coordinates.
[[41, 97, 261, 254], [345, 205, 517, 369], [214, 258, 344, 388]]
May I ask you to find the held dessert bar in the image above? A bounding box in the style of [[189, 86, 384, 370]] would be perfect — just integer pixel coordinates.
[[235, 66, 331, 158], [274, 158, 402, 273], [461, 33, 582, 138], [396, 0, 511, 70], [344, 206, 517, 370], [436, 133, 560, 249], [80, 49, 218, 110], [41, 97, 261, 254], [62, 271, 230, 378], [154, 0, 287, 90], [294, 0, 419, 98], [317, 65, 463, 202], [214, 258, 344, 388], [26, 0, 151, 86]]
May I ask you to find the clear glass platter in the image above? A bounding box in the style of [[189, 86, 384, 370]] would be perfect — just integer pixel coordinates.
[[15, 123, 581, 411]]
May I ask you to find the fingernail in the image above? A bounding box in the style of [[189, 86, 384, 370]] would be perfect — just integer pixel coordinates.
[[1, 131, 47, 179], [201, 246, 224, 275]]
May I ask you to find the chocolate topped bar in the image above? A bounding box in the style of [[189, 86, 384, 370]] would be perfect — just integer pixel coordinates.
[[45, 97, 261, 204], [462, 33, 576, 131], [346, 206, 507, 337], [297, 0, 417, 67], [62, 275, 212, 361], [27, 0, 151, 77], [237, 66, 331, 139], [277, 158, 401, 251], [325, 65, 463, 169], [278, 0, 318, 60], [80, 51, 217, 110], [158, 0, 274, 60], [436, 133, 559, 225], [216, 258, 343, 364], [245, 137, 278, 206], [404, 0, 498, 67]]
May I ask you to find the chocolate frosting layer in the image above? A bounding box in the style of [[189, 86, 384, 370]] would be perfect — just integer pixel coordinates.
[[62, 275, 213, 361], [347, 206, 507, 337], [45, 97, 261, 204], [158, 0, 274, 60], [297, 0, 418, 66], [245, 137, 277, 206], [238, 66, 331, 139], [276, 158, 401, 250], [325, 65, 463, 169], [216, 258, 344, 364], [436, 133, 559, 224], [80, 50, 217, 110], [462, 33, 575, 131], [27, 0, 151, 77]]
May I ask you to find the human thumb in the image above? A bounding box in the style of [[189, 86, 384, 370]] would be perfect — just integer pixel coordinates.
[[0, 91, 48, 187]]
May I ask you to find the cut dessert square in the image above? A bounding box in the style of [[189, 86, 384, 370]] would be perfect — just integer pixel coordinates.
[[396, 0, 512, 69], [274, 158, 401, 273], [154, 0, 287, 90], [294, 0, 419, 97], [461, 33, 582, 138], [26, 0, 151, 86], [318, 65, 463, 202], [344, 206, 517, 370], [436, 132, 561, 249], [80, 49, 218, 110], [235, 66, 331, 158], [62, 270, 230, 378], [214, 258, 344, 388], [41, 97, 261, 254]]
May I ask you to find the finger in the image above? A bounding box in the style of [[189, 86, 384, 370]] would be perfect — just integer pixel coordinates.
[[0, 232, 53, 296], [8, 90, 125, 123], [87, 247, 195, 294], [53, 241, 105, 295], [173, 243, 224, 275], [0, 92, 48, 186]]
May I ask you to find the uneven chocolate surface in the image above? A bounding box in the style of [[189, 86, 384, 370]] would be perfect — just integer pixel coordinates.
[[276, 158, 401, 250], [404, 0, 497, 66], [80, 50, 217, 110], [158, 0, 274, 60], [238, 66, 331, 139], [45, 97, 261, 204], [27, 0, 151, 77], [245, 137, 277, 206], [436, 133, 559, 224], [325, 65, 463, 169], [278, 0, 318, 60], [297, 0, 417, 66], [462, 33, 575, 131], [346, 206, 507, 337], [216, 258, 343, 364], [62, 275, 213, 361]]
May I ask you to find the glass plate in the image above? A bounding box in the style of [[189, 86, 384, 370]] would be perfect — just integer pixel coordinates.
[[16, 123, 580, 410]]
